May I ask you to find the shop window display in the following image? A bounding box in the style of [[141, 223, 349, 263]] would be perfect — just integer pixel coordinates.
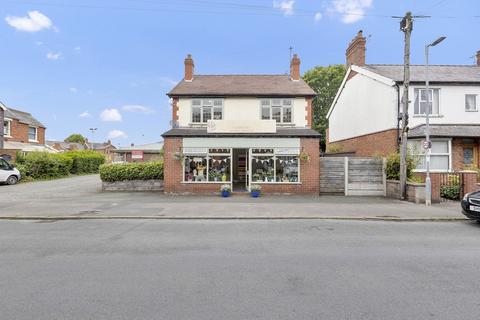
[[252, 156, 275, 182], [183, 148, 231, 183], [208, 155, 231, 182], [276, 156, 299, 182], [184, 156, 207, 182]]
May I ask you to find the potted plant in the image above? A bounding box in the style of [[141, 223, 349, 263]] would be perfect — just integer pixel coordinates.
[[250, 184, 262, 198], [220, 184, 231, 197], [299, 151, 310, 162]]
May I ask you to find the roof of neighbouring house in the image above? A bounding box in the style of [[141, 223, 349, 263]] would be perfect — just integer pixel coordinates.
[[167, 75, 317, 97], [46, 140, 87, 151], [114, 141, 164, 153], [362, 64, 480, 83], [4, 141, 58, 153], [161, 127, 321, 138], [409, 124, 480, 138], [4, 108, 46, 128], [86, 142, 116, 150]]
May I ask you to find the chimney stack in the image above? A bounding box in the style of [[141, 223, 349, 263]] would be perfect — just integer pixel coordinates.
[[346, 30, 366, 67], [476, 50, 480, 67], [290, 54, 301, 81], [184, 54, 194, 82]]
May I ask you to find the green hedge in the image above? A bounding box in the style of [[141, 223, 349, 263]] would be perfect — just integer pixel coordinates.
[[99, 162, 164, 182], [385, 152, 416, 181], [64, 150, 105, 174], [19, 152, 73, 179]]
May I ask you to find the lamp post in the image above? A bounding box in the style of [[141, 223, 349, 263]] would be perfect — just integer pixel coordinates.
[[425, 36, 446, 206], [89, 128, 98, 150]]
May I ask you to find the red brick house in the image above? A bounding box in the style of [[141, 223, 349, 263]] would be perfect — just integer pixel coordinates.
[[162, 54, 320, 194], [1, 102, 54, 160]]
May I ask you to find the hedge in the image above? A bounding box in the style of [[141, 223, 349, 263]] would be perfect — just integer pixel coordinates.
[[385, 152, 416, 181], [18, 152, 73, 179], [64, 150, 105, 174], [99, 162, 164, 182]]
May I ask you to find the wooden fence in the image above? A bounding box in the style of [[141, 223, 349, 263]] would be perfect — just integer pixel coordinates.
[[320, 157, 386, 196]]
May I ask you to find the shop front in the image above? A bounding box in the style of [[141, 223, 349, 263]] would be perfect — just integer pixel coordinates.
[[162, 132, 320, 194]]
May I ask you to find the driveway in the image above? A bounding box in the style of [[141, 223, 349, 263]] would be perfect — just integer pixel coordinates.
[[0, 175, 465, 220]]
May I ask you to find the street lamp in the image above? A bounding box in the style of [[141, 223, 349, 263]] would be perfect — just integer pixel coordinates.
[[89, 128, 98, 150], [425, 36, 446, 206]]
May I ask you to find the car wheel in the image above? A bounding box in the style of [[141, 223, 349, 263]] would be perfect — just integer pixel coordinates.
[[6, 175, 18, 185]]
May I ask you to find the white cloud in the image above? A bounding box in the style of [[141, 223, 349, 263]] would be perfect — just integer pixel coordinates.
[[122, 104, 154, 114], [35, 41, 43, 46], [314, 12, 323, 22], [74, 46, 81, 52], [79, 111, 91, 118], [46, 52, 62, 60], [330, 0, 373, 23], [100, 108, 122, 122], [69, 87, 78, 93], [273, 0, 295, 16], [108, 130, 128, 139], [5, 11, 53, 32]]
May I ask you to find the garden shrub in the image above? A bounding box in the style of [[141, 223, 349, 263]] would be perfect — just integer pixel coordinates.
[[385, 152, 416, 181], [21, 152, 73, 179], [65, 150, 105, 174], [99, 161, 164, 182], [440, 174, 461, 200]]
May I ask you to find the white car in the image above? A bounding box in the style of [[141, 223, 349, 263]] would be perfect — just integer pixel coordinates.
[[0, 157, 21, 185]]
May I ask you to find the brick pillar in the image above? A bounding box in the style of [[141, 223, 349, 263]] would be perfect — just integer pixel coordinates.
[[462, 171, 479, 195], [430, 173, 441, 203], [163, 137, 183, 193]]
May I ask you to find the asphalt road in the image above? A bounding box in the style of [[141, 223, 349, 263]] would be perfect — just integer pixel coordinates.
[[0, 175, 463, 219], [1, 219, 480, 320]]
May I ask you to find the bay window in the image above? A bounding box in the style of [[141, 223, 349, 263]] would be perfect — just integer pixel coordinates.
[[408, 139, 451, 171], [260, 99, 292, 123], [191, 99, 223, 123], [414, 88, 440, 115]]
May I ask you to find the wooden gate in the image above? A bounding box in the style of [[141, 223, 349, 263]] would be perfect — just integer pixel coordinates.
[[439, 172, 465, 201], [320, 157, 386, 196]]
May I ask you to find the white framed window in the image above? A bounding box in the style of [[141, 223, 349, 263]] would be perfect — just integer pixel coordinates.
[[414, 88, 440, 115], [408, 139, 451, 172], [191, 99, 223, 123], [260, 99, 293, 123], [183, 148, 232, 183], [465, 94, 478, 112], [3, 119, 11, 137], [28, 126, 38, 141], [250, 148, 300, 183]]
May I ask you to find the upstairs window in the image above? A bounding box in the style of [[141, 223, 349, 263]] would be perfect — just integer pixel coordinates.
[[260, 99, 292, 123], [414, 88, 440, 115], [465, 94, 478, 112], [28, 126, 37, 141], [3, 120, 11, 137], [191, 99, 223, 123]]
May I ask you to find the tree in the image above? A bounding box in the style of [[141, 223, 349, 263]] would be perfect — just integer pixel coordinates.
[[302, 64, 346, 151], [65, 134, 86, 144]]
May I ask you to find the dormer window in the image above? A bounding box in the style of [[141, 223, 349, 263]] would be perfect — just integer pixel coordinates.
[[261, 99, 292, 123], [191, 99, 223, 123]]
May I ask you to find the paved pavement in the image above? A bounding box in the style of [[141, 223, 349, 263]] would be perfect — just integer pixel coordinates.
[[1, 219, 480, 319], [0, 175, 466, 220]]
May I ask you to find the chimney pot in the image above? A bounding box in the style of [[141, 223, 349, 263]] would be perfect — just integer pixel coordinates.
[[346, 30, 366, 67], [184, 54, 194, 82], [290, 53, 301, 81]]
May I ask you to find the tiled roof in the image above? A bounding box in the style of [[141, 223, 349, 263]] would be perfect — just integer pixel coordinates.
[[409, 124, 480, 138], [46, 141, 87, 150], [167, 75, 317, 97], [362, 64, 480, 83], [162, 127, 321, 138], [4, 108, 46, 128]]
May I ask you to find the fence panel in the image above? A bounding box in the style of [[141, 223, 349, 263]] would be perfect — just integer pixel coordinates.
[[319, 157, 345, 194]]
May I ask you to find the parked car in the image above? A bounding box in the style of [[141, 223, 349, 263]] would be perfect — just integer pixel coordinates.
[[461, 191, 480, 221], [0, 157, 21, 185]]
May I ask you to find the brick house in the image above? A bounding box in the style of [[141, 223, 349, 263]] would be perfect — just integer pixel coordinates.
[[1, 102, 55, 160], [327, 31, 480, 172], [113, 142, 164, 163], [162, 54, 321, 194]]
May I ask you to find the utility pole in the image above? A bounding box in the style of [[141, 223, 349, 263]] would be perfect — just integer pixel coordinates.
[[399, 12, 413, 200]]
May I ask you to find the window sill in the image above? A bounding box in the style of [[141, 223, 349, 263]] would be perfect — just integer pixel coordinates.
[[182, 181, 231, 184], [412, 169, 451, 173], [28, 140, 39, 143], [465, 110, 478, 112], [412, 115, 444, 118], [251, 181, 302, 185]]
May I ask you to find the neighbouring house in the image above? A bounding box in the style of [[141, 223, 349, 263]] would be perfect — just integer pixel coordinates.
[[161, 54, 320, 194], [327, 30, 480, 172], [85, 139, 117, 163], [113, 141, 164, 163], [1, 102, 56, 161], [46, 140, 88, 152]]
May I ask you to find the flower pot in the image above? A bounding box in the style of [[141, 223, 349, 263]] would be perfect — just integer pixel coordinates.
[[221, 190, 230, 197], [251, 190, 261, 198]]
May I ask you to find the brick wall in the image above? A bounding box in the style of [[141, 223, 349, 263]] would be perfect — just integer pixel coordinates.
[[4, 119, 45, 144], [463, 171, 478, 195], [163, 137, 321, 194], [0, 149, 19, 162], [171, 97, 179, 124], [327, 129, 398, 157], [305, 97, 313, 128]]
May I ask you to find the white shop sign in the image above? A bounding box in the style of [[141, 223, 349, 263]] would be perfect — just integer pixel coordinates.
[[207, 120, 276, 133], [183, 138, 300, 149], [275, 148, 300, 155]]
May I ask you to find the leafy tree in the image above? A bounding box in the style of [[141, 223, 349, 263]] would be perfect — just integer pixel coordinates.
[[302, 65, 346, 151], [65, 133, 86, 144]]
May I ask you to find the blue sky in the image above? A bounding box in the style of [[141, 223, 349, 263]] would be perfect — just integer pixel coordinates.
[[0, 0, 478, 146]]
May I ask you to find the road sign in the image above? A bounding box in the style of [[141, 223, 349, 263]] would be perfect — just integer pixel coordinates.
[[423, 140, 432, 149]]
